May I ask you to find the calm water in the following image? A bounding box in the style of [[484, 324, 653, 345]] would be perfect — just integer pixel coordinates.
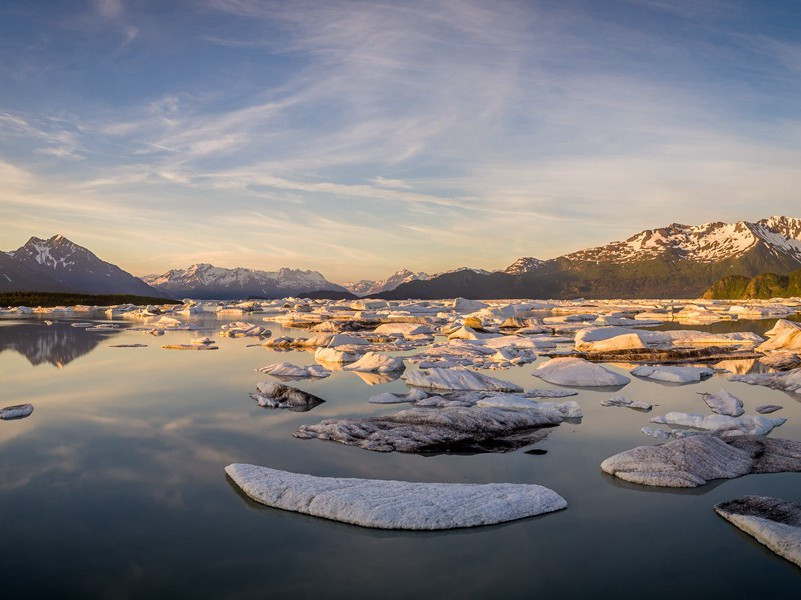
[[1, 313, 799, 599]]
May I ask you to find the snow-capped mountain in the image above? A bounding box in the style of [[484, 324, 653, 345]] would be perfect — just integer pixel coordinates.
[[564, 217, 801, 264], [378, 216, 801, 299], [0, 235, 165, 296], [343, 269, 430, 296], [142, 263, 346, 299], [504, 257, 544, 274]]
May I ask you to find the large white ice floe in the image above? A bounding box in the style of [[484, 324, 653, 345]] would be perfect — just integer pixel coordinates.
[[649, 411, 785, 436], [533, 357, 630, 387], [402, 367, 523, 392], [730, 368, 801, 394], [0, 403, 34, 420], [574, 326, 763, 353], [251, 382, 325, 411], [257, 362, 331, 378], [225, 464, 567, 530], [343, 352, 405, 373], [630, 365, 713, 384], [601, 435, 801, 487], [700, 389, 744, 416], [294, 405, 564, 453], [714, 496, 801, 568]]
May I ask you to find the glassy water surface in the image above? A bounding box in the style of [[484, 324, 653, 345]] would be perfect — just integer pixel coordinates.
[[1, 314, 799, 598]]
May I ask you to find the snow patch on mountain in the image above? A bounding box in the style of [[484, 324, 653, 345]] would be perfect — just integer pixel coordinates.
[[504, 257, 544, 274], [562, 218, 801, 264]]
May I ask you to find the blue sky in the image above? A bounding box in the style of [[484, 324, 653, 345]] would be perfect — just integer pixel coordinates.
[[1, 0, 800, 281]]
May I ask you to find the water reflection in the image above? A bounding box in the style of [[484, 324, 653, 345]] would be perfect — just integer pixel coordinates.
[[0, 314, 800, 598], [0, 321, 120, 367]]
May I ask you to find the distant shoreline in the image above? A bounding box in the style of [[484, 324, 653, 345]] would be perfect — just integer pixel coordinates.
[[0, 291, 182, 308]]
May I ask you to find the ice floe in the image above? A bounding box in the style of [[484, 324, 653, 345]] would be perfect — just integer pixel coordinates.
[[631, 365, 713, 384], [0, 403, 34, 420], [601, 435, 801, 487], [257, 362, 331, 378], [343, 352, 405, 373], [700, 390, 744, 416], [251, 382, 325, 411], [601, 396, 652, 411], [225, 464, 567, 530], [714, 496, 801, 568], [294, 405, 564, 453], [220, 322, 271, 337], [730, 368, 801, 394], [649, 411, 785, 436], [533, 357, 630, 387], [402, 367, 523, 392]]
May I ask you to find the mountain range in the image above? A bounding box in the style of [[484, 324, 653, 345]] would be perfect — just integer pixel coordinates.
[[140, 263, 347, 300], [3, 216, 801, 300], [376, 216, 801, 299]]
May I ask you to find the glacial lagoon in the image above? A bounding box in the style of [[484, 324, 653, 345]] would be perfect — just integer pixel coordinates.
[[1, 308, 800, 598]]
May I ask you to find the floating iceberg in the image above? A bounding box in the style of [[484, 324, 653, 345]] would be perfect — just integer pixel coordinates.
[[402, 367, 522, 392], [294, 405, 563, 453], [225, 464, 566, 530], [631, 365, 712, 384], [343, 352, 405, 373], [533, 357, 630, 387], [601, 435, 801, 487], [0, 403, 34, 420], [714, 496, 801, 568], [650, 411, 785, 436], [251, 382, 325, 411], [700, 390, 744, 417]]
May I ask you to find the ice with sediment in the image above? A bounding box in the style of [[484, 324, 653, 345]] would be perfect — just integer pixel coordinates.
[[756, 405, 783, 414], [700, 390, 744, 416], [631, 365, 713, 384], [730, 368, 801, 393], [533, 357, 630, 387], [343, 352, 405, 373], [714, 496, 801, 568], [0, 403, 34, 420], [601, 435, 801, 487], [252, 381, 325, 410], [760, 352, 801, 370], [293, 405, 563, 453], [257, 362, 331, 378], [649, 411, 785, 436], [402, 367, 523, 392], [601, 396, 652, 411], [225, 464, 567, 530]]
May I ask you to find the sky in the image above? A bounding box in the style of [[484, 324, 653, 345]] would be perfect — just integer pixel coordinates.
[[1, 0, 800, 282]]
